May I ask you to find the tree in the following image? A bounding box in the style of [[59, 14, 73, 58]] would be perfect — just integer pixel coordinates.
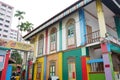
[[14, 10, 25, 20], [24, 21, 34, 32], [14, 10, 25, 41], [17, 22, 26, 35], [11, 50, 22, 64]]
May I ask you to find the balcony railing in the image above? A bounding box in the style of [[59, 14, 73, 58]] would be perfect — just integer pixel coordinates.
[[87, 59, 104, 72], [85, 30, 100, 44]]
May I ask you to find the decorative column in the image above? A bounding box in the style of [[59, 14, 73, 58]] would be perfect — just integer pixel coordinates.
[[79, 8, 87, 45], [114, 16, 120, 38], [45, 28, 48, 54], [81, 47, 89, 80], [96, 0, 107, 37], [43, 56, 47, 80], [81, 56, 90, 80], [96, 0, 115, 80], [101, 42, 115, 80], [59, 21, 62, 51]]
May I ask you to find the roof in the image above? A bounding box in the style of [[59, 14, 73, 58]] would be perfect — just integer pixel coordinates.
[[23, 0, 94, 40], [23, 0, 120, 40]]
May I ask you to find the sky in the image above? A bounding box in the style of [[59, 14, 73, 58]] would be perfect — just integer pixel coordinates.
[[1, 0, 78, 35]]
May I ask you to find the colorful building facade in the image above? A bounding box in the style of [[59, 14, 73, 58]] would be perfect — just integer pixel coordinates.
[[23, 0, 120, 80]]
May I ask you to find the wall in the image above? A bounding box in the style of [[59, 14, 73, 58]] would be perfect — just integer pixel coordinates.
[[46, 53, 59, 80], [62, 11, 81, 50], [62, 48, 82, 80], [33, 57, 44, 80], [36, 31, 46, 56], [89, 73, 105, 80], [89, 47, 102, 59], [47, 23, 59, 54]]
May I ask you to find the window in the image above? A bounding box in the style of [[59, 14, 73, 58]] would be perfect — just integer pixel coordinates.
[[66, 19, 76, 48], [0, 18, 4, 21], [38, 34, 44, 56], [0, 23, 3, 26], [0, 13, 5, 16], [68, 58, 76, 80], [6, 15, 11, 18], [0, 8, 6, 11], [3, 35, 7, 38], [8, 6, 12, 10], [0, 28, 2, 31], [36, 63, 42, 80], [7, 11, 11, 14], [4, 30, 8, 32], [50, 27, 57, 51], [5, 20, 10, 23], [49, 61, 56, 76], [1, 4, 6, 7], [4, 25, 9, 28]]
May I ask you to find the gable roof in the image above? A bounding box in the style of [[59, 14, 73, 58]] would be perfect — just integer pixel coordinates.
[[23, 0, 94, 40], [23, 0, 120, 40]]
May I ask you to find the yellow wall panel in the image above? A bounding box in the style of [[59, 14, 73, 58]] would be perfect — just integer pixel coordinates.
[[58, 52, 62, 80], [34, 57, 44, 80]]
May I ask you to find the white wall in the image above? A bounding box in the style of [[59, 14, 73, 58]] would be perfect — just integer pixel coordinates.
[[84, 10, 99, 32], [62, 11, 81, 50], [36, 30, 46, 56], [47, 23, 59, 54]]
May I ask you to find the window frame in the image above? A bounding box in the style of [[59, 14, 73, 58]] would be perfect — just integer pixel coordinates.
[[50, 27, 57, 51], [68, 57, 76, 80], [66, 18, 76, 48], [49, 61, 56, 76], [38, 34, 44, 56]]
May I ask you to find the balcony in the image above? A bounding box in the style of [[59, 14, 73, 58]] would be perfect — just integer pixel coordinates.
[[85, 30, 100, 44]]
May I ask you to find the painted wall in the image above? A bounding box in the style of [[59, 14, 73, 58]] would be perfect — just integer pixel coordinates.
[[89, 73, 105, 80], [47, 23, 59, 54], [36, 31, 46, 56], [33, 57, 44, 80], [84, 10, 99, 32], [30, 35, 38, 58], [62, 11, 81, 50], [84, 1, 118, 38], [89, 47, 102, 59], [46, 52, 62, 80], [62, 48, 82, 80]]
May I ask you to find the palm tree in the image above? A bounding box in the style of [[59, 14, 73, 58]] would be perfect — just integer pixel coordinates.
[[14, 10, 25, 20], [17, 22, 26, 35], [24, 21, 34, 32], [14, 10, 25, 41]]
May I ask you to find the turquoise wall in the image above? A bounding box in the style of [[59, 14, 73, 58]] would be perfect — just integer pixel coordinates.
[[114, 16, 120, 38], [62, 48, 82, 80]]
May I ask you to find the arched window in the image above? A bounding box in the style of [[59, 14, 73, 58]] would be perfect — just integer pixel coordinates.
[[68, 57, 76, 80], [49, 61, 56, 76], [38, 34, 44, 56], [66, 18, 76, 48], [50, 27, 57, 51]]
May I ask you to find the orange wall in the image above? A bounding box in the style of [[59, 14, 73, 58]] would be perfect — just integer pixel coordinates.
[[46, 53, 59, 80]]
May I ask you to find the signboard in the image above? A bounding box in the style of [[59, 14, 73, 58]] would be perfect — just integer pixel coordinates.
[[0, 39, 34, 51]]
